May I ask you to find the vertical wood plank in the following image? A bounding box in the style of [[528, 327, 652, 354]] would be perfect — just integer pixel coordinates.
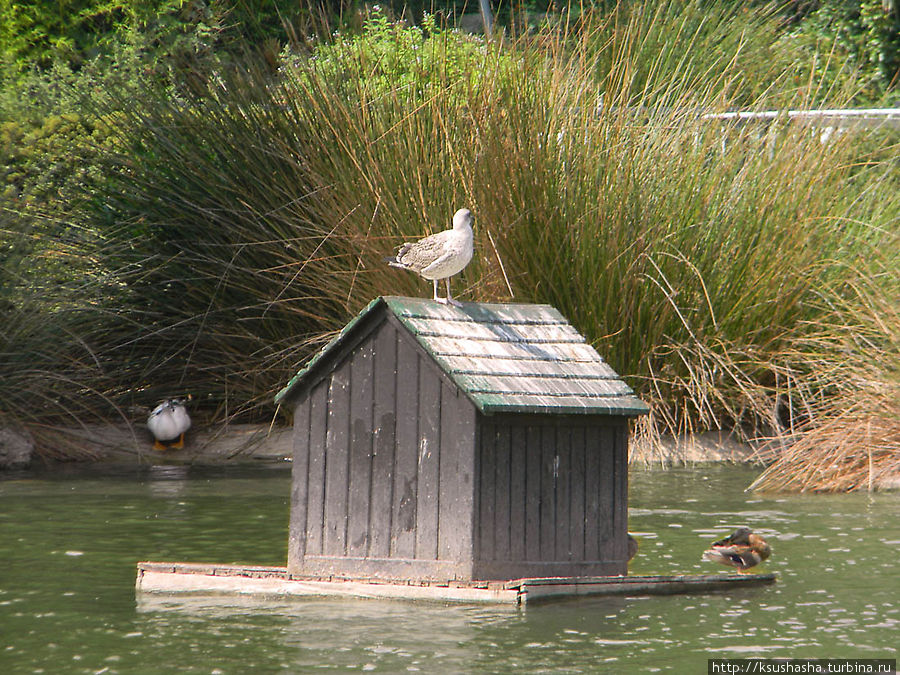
[[584, 424, 601, 560], [471, 419, 482, 565], [509, 424, 527, 561], [555, 425, 571, 560], [539, 426, 556, 560], [569, 424, 586, 562], [494, 424, 511, 561], [305, 381, 328, 557], [346, 343, 374, 557], [478, 419, 496, 562], [614, 423, 628, 562], [369, 324, 397, 558], [598, 425, 615, 560], [287, 397, 310, 572], [415, 363, 441, 560], [391, 343, 419, 558], [524, 425, 541, 561], [323, 360, 350, 556], [438, 383, 475, 564]]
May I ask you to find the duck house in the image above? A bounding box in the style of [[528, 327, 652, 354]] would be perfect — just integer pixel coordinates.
[[274, 296, 649, 583]]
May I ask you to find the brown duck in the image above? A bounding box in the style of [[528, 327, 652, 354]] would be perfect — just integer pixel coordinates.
[[701, 527, 771, 573]]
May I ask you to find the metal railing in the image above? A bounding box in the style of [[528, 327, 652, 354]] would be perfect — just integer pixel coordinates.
[[702, 108, 900, 129]]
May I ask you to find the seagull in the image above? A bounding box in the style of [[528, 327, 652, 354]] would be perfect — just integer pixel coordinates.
[[386, 208, 474, 306], [701, 526, 771, 573], [147, 398, 191, 451]]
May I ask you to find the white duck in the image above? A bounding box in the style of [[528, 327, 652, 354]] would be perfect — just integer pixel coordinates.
[[386, 208, 474, 306], [147, 399, 191, 451]]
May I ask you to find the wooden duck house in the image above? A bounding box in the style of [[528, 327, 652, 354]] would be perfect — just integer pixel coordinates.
[[274, 296, 649, 583]]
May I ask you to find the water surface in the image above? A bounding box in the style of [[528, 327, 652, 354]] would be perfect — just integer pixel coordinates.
[[1, 463, 896, 673]]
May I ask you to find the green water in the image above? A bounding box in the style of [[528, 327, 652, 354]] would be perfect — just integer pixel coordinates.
[[1, 463, 897, 673]]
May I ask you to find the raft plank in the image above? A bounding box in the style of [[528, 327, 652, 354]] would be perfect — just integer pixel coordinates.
[[136, 562, 776, 606], [515, 573, 777, 604]]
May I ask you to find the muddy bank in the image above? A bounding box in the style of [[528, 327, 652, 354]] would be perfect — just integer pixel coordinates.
[[5, 424, 897, 492], [4, 424, 766, 469], [629, 431, 768, 465], [1, 423, 292, 468]]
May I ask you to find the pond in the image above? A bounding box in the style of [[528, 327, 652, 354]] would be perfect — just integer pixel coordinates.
[[1, 463, 897, 673]]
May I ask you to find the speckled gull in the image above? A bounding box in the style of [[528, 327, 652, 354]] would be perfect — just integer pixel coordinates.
[[386, 208, 474, 306]]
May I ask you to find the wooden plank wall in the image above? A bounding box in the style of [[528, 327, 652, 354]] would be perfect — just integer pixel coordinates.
[[288, 318, 477, 580], [474, 416, 628, 579]]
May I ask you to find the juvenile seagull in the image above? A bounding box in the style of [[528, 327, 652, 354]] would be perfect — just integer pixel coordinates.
[[386, 208, 474, 306], [701, 526, 771, 573], [147, 398, 191, 451]]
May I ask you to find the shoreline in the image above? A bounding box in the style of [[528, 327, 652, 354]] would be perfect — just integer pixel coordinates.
[[4, 423, 898, 491], [0, 423, 293, 469], [3, 423, 764, 469]]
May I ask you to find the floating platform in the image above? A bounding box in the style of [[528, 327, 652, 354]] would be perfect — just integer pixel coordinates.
[[136, 562, 776, 606]]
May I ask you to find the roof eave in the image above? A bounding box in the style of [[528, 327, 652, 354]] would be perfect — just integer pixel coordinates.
[[274, 297, 386, 407], [477, 401, 651, 417]]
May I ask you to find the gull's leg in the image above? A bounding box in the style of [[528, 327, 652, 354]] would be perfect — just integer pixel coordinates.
[[433, 279, 446, 304], [446, 278, 462, 307]]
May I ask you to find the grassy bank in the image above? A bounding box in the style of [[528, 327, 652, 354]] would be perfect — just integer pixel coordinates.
[[2, 3, 898, 489]]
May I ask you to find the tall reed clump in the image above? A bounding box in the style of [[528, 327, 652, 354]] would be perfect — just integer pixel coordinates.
[[469, 4, 900, 471], [0, 206, 139, 459], [73, 11, 507, 423], [61, 2, 898, 489]]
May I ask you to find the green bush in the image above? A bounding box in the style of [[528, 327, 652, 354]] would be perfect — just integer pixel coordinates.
[[785, 0, 900, 104], [0, 0, 304, 75]]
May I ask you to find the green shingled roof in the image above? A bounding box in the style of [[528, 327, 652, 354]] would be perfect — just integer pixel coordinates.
[[275, 296, 648, 416]]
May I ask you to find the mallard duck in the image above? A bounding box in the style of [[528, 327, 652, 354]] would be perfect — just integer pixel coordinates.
[[386, 208, 474, 306], [701, 526, 771, 573], [147, 398, 191, 451], [627, 534, 639, 562]]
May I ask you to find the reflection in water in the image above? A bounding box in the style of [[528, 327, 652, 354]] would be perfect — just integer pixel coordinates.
[[147, 465, 190, 499], [137, 595, 508, 671], [0, 464, 897, 672]]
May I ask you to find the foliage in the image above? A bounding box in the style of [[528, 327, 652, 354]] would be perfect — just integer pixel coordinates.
[[1, 113, 110, 204], [784, 0, 900, 103], [292, 9, 501, 101], [0, 0, 309, 75]]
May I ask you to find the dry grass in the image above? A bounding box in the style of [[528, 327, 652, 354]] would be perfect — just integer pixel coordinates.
[[749, 391, 900, 492]]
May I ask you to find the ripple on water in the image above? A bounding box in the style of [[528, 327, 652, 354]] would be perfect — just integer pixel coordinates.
[[1, 464, 898, 671]]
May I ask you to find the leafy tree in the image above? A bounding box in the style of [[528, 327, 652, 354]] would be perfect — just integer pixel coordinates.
[[784, 0, 899, 100]]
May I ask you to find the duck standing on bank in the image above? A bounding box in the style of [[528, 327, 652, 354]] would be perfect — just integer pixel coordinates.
[[702, 526, 771, 573], [386, 208, 474, 307], [147, 398, 191, 451]]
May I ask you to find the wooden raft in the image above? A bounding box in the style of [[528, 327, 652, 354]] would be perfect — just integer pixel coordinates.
[[136, 562, 776, 606]]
